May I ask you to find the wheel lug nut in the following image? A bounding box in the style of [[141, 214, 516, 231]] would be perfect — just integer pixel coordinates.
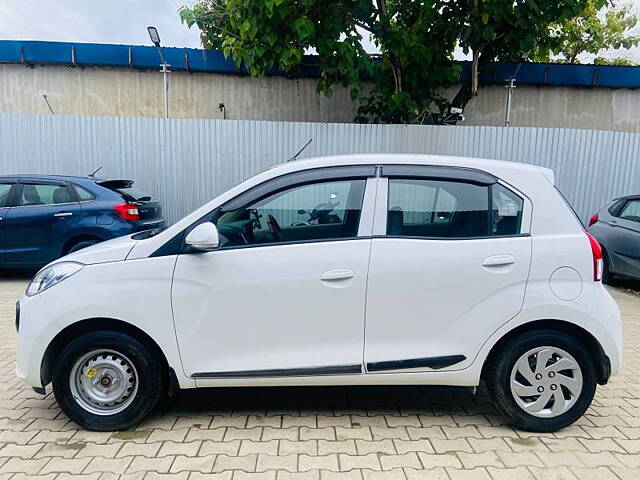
[[535, 374, 542, 380], [537, 386, 544, 393], [550, 384, 557, 390], [549, 372, 555, 378]]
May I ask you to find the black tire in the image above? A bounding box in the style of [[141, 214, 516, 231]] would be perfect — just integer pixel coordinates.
[[52, 331, 165, 431], [486, 330, 597, 432], [67, 240, 100, 255]]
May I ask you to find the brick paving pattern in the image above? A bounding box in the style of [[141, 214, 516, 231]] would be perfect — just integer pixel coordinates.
[[1, 277, 639, 479]]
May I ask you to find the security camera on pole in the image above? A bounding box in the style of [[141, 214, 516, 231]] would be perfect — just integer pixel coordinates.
[[147, 26, 170, 119]]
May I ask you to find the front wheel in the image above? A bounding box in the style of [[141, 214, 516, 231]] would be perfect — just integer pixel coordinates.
[[52, 331, 165, 431], [487, 330, 596, 432]]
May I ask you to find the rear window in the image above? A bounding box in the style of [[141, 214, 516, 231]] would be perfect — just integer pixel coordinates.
[[112, 186, 152, 202], [100, 181, 152, 202]]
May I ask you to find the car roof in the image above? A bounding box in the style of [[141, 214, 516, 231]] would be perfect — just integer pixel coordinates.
[[269, 153, 554, 184], [613, 194, 640, 202], [0, 174, 123, 187], [0, 174, 94, 181]]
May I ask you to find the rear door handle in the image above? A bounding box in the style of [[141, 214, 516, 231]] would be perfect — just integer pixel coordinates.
[[482, 254, 516, 267], [608, 220, 618, 227], [53, 212, 73, 218], [321, 268, 355, 281]]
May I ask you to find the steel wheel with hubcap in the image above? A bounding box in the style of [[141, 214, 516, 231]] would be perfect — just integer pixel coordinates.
[[487, 330, 596, 432], [69, 349, 139, 416], [53, 330, 165, 431], [509, 346, 583, 419]]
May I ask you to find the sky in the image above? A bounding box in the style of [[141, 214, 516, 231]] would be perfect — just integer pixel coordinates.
[[0, 0, 639, 62]]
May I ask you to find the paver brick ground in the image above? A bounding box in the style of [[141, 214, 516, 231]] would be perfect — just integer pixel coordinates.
[[1, 275, 639, 479]]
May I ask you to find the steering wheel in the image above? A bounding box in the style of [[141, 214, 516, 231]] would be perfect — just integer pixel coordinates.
[[266, 214, 283, 241]]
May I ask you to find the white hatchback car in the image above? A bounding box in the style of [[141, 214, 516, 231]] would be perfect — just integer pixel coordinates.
[[16, 154, 622, 432]]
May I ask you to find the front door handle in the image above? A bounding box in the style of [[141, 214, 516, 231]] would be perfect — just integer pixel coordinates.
[[321, 268, 355, 281], [482, 254, 516, 267], [53, 212, 73, 218]]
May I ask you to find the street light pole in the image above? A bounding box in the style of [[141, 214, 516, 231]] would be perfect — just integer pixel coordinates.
[[503, 54, 529, 128], [504, 78, 516, 127], [160, 61, 170, 119], [147, 26, 170, 119]]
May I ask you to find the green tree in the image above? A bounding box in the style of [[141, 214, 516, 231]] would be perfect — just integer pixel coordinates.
[[179, 0, 598, 123], [545, 0, 640, 64], [450, 0, 602, 111]]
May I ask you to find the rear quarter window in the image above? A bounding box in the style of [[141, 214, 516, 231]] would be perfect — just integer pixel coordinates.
[[73, 185, 95, 201]]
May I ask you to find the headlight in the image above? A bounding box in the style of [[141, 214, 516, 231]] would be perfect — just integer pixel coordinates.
[[26, 262, 84, 297]]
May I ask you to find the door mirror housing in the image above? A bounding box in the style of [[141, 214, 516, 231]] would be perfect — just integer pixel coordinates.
[[185, 222, 219, 251]]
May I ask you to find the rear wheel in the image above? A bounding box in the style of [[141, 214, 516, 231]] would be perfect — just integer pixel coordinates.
[[52, 331, 164, 431], [487, 330, 596, 432]]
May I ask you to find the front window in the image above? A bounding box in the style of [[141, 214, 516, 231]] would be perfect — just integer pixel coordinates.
[[215, 179, 366, 248]]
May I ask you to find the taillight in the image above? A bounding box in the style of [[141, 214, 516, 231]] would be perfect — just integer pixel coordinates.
[[586, 232, 603, 282], [114, 203, 140, 221], [588, 213, 599, 226]]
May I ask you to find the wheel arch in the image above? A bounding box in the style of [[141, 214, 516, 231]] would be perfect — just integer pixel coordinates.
[[41, 317, 177, 393], [61, 234, 105, 256], [480, 319, 611, 386]]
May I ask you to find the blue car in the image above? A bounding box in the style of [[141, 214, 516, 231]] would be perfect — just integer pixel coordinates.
[[0, 175, 165, 268]]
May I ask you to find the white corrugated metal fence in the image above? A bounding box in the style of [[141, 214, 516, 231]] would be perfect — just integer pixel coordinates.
[[1, 113, 638, 223]]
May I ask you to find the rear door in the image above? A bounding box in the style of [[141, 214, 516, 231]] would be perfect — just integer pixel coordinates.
[[0, 180, 17, 263], [364, 165, 532, 374], [4, 180, 82, 265]]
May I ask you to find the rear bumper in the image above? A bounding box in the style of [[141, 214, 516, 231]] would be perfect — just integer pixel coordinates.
[[592, 285, 623, 377]]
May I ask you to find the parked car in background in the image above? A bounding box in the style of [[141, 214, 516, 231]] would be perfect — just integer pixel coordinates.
[[588, 195, 640, 283], [0, 175, 164, 268], [16, 155, 621, 433]]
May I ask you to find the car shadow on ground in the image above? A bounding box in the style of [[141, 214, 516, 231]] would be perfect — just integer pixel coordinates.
[[151, 384, 502, 423], [608, 278, 640, 296]]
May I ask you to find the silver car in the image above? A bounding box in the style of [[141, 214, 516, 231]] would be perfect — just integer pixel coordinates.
[[588, 195, 640, 282]]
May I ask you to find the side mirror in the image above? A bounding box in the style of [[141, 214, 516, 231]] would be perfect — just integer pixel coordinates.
[[185, 222, 219, 251]]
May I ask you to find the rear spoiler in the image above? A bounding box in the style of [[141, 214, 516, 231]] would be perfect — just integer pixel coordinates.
[[96, 179, 134, 189], [537, 167, 555, 185]]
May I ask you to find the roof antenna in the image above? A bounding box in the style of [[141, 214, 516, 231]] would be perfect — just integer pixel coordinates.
[[288, 138, 313, 162], [88, 166, 103, 178]]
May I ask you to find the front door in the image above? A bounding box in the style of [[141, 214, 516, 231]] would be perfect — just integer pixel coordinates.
[[364, 167, 532, 373], [172, 172, 376, 379], [4, 181, 82, 265]]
